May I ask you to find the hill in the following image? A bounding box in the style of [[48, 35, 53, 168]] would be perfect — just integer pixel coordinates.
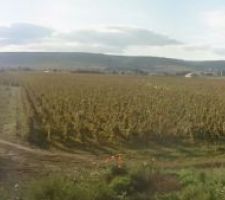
[[0, 52, 225, 74]]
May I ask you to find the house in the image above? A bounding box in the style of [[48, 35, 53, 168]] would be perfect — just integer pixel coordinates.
[[184, 72, 194, 78], [184, 72, 201, 78]]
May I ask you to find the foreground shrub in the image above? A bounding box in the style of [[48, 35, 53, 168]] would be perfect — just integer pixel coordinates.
[[24, 176, 79, 200], [106, 164, 160, 200], [109, 176, 132, 195], [156, 169, 225, 200], [21, 164, 181, 200], [0, 187, 10, 200], [129, 164, 155, 193]]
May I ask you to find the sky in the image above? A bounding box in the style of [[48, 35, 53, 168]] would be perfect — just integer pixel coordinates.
[[0, 0, 225, 60]]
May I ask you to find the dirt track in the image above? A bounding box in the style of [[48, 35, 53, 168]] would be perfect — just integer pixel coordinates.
[[0, 138, 99, 188], [0, 138, 96, 161]]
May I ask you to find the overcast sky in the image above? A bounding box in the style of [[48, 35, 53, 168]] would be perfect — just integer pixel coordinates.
[[0, 0, 224, 60]]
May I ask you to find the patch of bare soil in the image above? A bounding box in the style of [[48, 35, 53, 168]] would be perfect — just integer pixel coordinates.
[[0, 138, 98, 187]]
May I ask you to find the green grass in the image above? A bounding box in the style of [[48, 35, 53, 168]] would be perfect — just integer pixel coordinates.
[[0, 187, 10, 200], [156, 168, 225, 200], [20, 164, 177, 200], [1, 135, 225, 199], [10, 163, 225, 200]]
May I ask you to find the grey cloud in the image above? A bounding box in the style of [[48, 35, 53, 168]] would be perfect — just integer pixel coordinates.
[[213, 48, 225, 55], [63, 26, 181, 48], [0, 23, 53, 45], [182, 44, 225, 57], [25, 42, 124, 54], [183, 44, 212, 51], [0, 24, 182, 54]]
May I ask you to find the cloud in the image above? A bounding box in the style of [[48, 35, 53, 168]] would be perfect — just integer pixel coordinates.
[[212, 47, 225, 56], [0, 23, 53, 45], [62, 26, 181, 48], [202, 9, 225, 43], [2, 23, 222, 60], [183, 44, 212, 52], [183, 44, 225, 58], [0, 24, 180, 48], [123, 44, 224, 60], [0, 24, 182, 55], [203, 10, 225, 31]]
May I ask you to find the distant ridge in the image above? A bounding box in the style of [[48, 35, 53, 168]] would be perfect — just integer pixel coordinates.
[[0, 52, 225, 73]]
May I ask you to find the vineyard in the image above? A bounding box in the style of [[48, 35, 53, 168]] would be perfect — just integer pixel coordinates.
[[1, 72, 225, 148]]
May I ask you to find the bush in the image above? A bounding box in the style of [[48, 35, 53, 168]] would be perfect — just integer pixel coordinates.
[[156, 169, 225, 200], [23, 174, 117, 200], [129, 164, 154, 192], [24, 176, 78, 200], [0, 187, 10, 200], [21, 164, 178, 200], [106, 164, 156, 200], [110, 165, 128, 177], [110, 176, 132, 195], [104, 165, 128, 183]]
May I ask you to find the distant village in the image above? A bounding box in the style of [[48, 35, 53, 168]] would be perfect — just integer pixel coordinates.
[[1, 66, 225, 78]]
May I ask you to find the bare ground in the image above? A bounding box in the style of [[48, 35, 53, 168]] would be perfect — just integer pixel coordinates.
[[0, 137, 97, 186]]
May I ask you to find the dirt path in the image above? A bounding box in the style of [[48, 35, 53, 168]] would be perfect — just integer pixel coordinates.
[[0, 138, 96, 161], [0, 137, 99, 188]]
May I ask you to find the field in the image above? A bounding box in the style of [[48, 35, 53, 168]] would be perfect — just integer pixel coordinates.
[[6, 72, 225, 147], [1, 72, 225, 199]]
